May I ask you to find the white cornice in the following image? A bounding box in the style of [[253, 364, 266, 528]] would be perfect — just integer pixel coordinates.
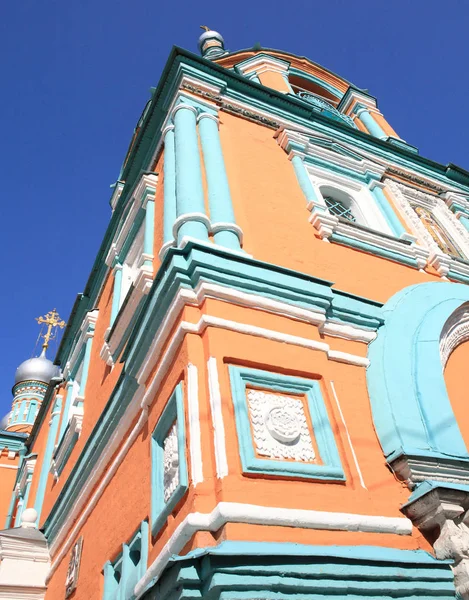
[[234, 54, 291, 77], [105, 173, 158, 268], [134, 501, 412, 598], [62, 310, 98, 380]]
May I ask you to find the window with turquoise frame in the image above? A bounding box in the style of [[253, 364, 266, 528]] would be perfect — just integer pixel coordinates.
[[151, 383, 188, 535], [229, 366, 344, 481], [102, 520, 149, 600]]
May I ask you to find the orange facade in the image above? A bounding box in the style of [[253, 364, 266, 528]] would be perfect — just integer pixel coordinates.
[[2, 31, 469, 600]]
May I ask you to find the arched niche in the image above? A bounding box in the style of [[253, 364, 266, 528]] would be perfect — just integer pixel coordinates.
[[367, 282, 469, 464], [442, 303, 469, 450]]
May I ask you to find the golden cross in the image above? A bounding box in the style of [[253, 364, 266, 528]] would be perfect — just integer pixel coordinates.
[[36, 309, 66, 352]]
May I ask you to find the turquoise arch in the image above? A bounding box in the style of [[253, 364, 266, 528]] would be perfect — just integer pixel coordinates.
[[367, 281, 469, 462]]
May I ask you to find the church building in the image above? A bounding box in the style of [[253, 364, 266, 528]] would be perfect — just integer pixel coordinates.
[[2, 28, 469, 599]]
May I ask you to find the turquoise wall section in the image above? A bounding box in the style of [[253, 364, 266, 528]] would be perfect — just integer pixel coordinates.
[[367, 281, 469, 462]]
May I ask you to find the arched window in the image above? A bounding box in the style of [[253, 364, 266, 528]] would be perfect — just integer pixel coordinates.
[[324, 195, 356, 223], [320, 187, 361, 225]]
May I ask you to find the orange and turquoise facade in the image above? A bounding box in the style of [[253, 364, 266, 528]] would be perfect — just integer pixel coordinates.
[[3, 30, 469, 599]]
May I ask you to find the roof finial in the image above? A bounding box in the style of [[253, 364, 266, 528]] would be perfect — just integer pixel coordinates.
[[36, 308, 66, 355], [197, 27, 227, 60]]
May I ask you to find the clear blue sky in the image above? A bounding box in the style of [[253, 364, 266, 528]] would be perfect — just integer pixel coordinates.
[[1, 1, 468, 415]]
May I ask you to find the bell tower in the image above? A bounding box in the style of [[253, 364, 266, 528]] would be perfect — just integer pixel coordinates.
[[5, 309, 65, 434]]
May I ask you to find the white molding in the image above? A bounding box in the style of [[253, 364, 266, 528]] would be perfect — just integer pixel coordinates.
[[234, 54, 291, 77], [47, 284, 373, 571], [136, 282, 373, 386], [387, 179, 469, 278], [207, 358, 228, 479], [172, 212, 211, 241], [51, 411, 83, 481], [187, 364, 203, 486], [133, 501, 413, 598], [339, 90, 378, 117], [330, 381, 366, 489], [105, 173, 158, 268], [109, 181, 124, 212], [440, 302, 469, 367], [0, 464, 18, 470], [107, 264, 153, 359], [17, 458, 36, 494], [62, 310, 98, 380]]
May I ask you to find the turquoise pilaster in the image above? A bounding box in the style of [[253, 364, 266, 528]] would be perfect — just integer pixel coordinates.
[[110, 264, 123, 325], [120, 543, 130, 600], [460, 215, 469, 232], [140, 520, 149, 577], [291, 155, 322, 207], [173, 104, 209, 243], [79, 335, 94, 403], [143, 198, 155, 267], [371, 185, 406, 237], [13, 497, 24, 527], [198, 113, 241, 250], [5, 490, 16, 528], [103, 562, 116, 600], [163, 126, 177, 248], [356, 107, 387, 139], [34, 394, 62, 523], [59, 381, 75, 441]]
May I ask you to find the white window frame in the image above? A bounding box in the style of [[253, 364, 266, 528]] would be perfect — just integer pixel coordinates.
[[387, 179, 469, 279]]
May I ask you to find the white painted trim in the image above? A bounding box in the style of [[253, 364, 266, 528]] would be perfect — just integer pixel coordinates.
[[207, 358, 228, 479], [133, 501, 413, 598], [0, 464, 19, 470], [440, 302, 469, 367], [172, 213, 211, 241], [47, 289, 371, 569], [62, 310, 98, 380], [330, 381, 366, 489], [136, 285, 372, 386], [187, 364, 203, 486], [105, 173, 158, 268], [234, 54, 291, 77]]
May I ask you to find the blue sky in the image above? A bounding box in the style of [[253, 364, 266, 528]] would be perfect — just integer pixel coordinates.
[[0, 1, 468, 415]]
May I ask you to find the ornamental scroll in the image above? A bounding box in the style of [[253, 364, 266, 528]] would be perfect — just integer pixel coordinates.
[[414, 205, 463, 259], [65, 536, 83, 598]]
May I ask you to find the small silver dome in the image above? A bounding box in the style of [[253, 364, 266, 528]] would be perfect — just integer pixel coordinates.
[[14, 355, 59, 386], [198, 30, 224, 51]]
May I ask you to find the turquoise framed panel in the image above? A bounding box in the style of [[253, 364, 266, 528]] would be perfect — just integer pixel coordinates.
[[102, 520, 149, 600], [228, 367, 344, 480], [151, 383, 188, 535]]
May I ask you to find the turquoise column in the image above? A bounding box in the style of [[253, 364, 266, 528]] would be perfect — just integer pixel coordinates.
[[139, 520, 149, 577], [460, 215, 469, 232], [162, 126, 176, 249], [110, 264, 123, 325], [356, 107, 387, 139], [120, 543, 130, 600], [173, 104, 209, 243], [34, 394, 62, 523], [5, 490, 16, 527], [143, 198, 155, 267], [198, 113, 241, 250], [291, 155, 323, 208], [103, 562, 116, 600], [371, 185, 406, 237], [58, 381, 75, 441], [13, 496, 24, 527], [79, 335, 94, 403]]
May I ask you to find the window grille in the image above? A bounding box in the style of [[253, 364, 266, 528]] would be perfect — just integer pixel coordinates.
[[324, 196, 356, 223]]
